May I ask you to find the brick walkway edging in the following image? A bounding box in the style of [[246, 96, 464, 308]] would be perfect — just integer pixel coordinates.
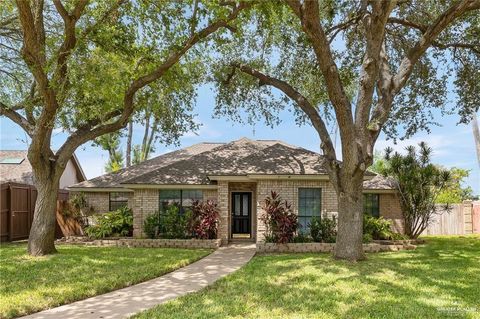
[[257, 241, 419, 253], [57, 236, 222, 249]]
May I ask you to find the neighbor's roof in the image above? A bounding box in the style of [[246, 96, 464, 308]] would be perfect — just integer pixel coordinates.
[[0, 150, 86, 185], [71, 138, 394, 190]]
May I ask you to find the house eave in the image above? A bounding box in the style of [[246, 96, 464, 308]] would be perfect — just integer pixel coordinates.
[[362, 189, 396, 194], [67, 187, 134, 192], [247, 174, 331, 180], [120, 184, 218, 190]]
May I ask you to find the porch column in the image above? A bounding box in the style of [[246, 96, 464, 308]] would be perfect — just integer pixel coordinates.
[[217, 181, 229, 244]]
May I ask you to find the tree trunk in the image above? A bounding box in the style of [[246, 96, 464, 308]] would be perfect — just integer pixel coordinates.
[[472, 114, 480, 169], [126, 121, 133, 167], [27, 171, 61, 256], [334, 175, 365, 261]]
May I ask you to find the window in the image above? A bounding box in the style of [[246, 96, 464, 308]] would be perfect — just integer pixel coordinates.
[[363, 194, 380, 217], [109, 192, 128, 211], [159, 189, 203, 213], [0, 157, 24, 164], [298, 188, 322, 233]]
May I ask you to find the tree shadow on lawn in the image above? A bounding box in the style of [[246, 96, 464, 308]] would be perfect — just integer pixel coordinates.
[[0, 243, 210, 318], [134, 236, 480, 319]]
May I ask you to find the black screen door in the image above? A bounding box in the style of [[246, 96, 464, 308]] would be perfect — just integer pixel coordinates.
[[231, 192, 251, 237]]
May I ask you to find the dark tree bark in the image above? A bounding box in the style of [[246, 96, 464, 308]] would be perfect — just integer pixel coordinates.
[[27, 152, 62, 255], [1, 0, 250, 256], [126, 121, 133, 167], [230, 0, 478, 260], [472, 115, 480, 168]]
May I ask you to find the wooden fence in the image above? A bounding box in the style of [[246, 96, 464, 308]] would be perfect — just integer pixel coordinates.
[[0, 182, 68, 242], [421, 201, 479, 236]]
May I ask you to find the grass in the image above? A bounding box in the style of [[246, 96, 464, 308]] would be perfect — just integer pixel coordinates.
[[134, 236, 480, 319], [0, 243, 211, 319]]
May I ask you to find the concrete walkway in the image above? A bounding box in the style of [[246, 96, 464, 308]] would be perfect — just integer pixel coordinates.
[[21, 243, 256, 319]]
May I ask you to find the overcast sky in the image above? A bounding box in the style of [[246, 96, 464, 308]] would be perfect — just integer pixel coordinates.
[[1, 83, 478, 195]]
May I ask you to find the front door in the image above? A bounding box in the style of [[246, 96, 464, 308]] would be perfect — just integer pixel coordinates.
[[231, 192, 251, 238]]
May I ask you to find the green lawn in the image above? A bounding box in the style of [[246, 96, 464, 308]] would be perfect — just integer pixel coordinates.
[[0, 243, 211, 319], [135, 236, 480, 319]]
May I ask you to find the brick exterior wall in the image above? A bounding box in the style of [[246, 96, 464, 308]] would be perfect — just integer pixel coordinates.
[[79, 181, 405, 243], [217, 181, 229, 244], [256, 179, 337, 242], [71, 191, 133, 214], [132, 189, 159, 237], [379, 193, 404, 233]]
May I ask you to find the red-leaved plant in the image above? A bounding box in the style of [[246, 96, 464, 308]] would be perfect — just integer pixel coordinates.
[[260, 191, 298, 244], [190, 200, 220, 239]]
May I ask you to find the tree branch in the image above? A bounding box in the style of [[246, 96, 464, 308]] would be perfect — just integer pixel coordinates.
[[0, 102, 34, 135], [285, 0, 355, 150], [56, 2, 251, 168], [52, 0, 89, 87], [392, 0, 479, 94], [354, 1, 396, 142], [231, 62, 337, 163]]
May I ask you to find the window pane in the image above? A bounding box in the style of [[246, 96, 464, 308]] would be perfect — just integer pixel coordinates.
[[182, 190, 203, 207], [234, 194, 241, 216], [242, 195, 249, 216], [159, 190, 181, 212], [298, 188, 321, 232], [110, 192, 128, 201], [363, 194, 380, 217], [110, 201, 127, 211]]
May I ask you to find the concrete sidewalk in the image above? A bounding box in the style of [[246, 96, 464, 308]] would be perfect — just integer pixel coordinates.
[[21, 243, 256, 319]]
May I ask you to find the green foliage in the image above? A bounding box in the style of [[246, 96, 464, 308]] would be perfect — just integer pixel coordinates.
[[143, 213, 161, 239], [189, 200, 219, 240], [362, 233, 373, 243], [157, 205, 193, 239], [310, 215, 337, 243], [382, 142, 453, 238], [436, 167, 473, 204], [93, 134, 124, 172], [133, 236, 480, 319], [212, 2, 479, 140], [0, 243, 210, 319], [368, 151, 390, 175], [363, 215, 394, 240], [85, 207, 133, 239], [292, 233, 313, 243], [260, 191, 298, 244]]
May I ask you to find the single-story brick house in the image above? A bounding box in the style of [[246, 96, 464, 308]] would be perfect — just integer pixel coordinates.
[[69, 138, 403, 244]]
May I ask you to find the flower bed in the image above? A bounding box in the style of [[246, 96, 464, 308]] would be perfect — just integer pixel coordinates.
[[57, 236, 221, 249], [256, 242, 417, 253]]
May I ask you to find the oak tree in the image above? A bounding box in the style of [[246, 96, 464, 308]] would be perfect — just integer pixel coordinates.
[[0, 0, 249, 256], [215, 0, 480, 260]]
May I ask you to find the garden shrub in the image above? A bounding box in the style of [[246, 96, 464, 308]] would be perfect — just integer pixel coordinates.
[[143, 213, 161, 239], [190, 200, 219, 239], [310, 215, 337, 243], [85, 206, 133, 239], [363, 233, 373, 243], [292, 233, 313, 243], [363, 215, 393, 240], [158, 205, 192, 239], [260, 191, 298, 244]]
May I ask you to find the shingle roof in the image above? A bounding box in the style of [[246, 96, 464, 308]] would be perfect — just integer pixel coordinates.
[[71, 142, 224, 188], [0, 150, 86, 186], [363, 174, 398, 190], [122, 138, 290, 184], [0, 150, 33, 184], [71, 137, 395, 190]]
